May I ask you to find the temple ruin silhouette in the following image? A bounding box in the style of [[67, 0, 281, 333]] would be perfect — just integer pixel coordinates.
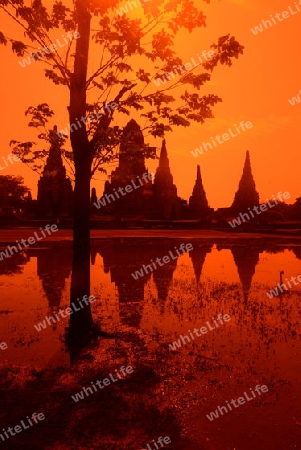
[[230, 150, 259, 213], [34, 121, 262, 221], [93, 119, 212, 220], [189, 165, 210, 219], [37, 126, 73, 219]]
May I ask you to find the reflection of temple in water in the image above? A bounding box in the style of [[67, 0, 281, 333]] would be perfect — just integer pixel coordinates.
[[94, 241, 181, 326], [152, 258, 177, 303], [92, 241, 270, 326], [292, 247, 301, 261], [151, 244, 179, 315], [28, 247, 72, 310], [216, 244, 262, 301], [231, 247, 260, 302], [188, 243, 213, 285], [95, 241, 151, 327], [10, 241, 297, 333], [0, 251, 28, 276]]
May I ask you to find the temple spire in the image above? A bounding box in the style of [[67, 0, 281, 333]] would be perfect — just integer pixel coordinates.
[[231, 150, 259, 212], [152, 139, 179, 219], [45, 125, 65, 172], [158, 139, 170, 170], [37, 126, 73, 218], [189, 165, 210, 218], [119, 119, 145, 176], [239, 151, 256, 190], [101, 119, 151, 216], [155, 139, 174, 185]]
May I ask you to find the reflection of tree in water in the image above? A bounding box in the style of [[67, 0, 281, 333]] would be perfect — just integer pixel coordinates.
[[34, 247, 72, 310], [0, 251, 28, 276]]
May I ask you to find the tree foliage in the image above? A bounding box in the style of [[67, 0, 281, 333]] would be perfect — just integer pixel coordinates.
[[0, 175, 29, 213], [1, 0, 244, 177]]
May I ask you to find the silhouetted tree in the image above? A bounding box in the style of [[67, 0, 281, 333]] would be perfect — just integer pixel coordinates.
[[0, 0, 244, 344], [0, 175, 29, 217]]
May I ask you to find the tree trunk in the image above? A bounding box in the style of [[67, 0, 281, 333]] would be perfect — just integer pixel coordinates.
[[68, 154, 93, 348], [67, 1, 94, 349]]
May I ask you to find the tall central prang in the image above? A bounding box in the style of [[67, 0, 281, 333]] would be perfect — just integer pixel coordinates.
[[231, 150, 259, 213], [152, 140, 180, 219], [37, 126, 73, 218], [102, 119, 152, 216]]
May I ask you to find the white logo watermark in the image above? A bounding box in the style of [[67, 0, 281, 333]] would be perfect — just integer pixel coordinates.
[[18, 31, 80, 68], [250, 2, 301, 35], [228, 192, 290, 228], [0, 224, 59, 261], [0, 153, 21, 171], [169, 314, 231, 351], [191, 121, 253, 158], [71, 365, 134, 402], [206, 385, 269, 421]]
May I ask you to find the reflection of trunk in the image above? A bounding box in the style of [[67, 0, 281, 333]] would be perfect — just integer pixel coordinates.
[[68, 157, 93, 347], [67, 1, 93, 348]]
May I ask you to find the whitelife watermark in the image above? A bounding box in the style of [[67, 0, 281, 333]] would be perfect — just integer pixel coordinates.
[[71, 365, 134, 402], [143, 436, 171, 450], [0, 224, 59, 261], [250, 1, 301, 35], [56, 102, 118, 138], [94, 172, 155, 210], [206, 384, 269, 421], [131, 243, 193, 280], [0, 341, 7, 351], [0, 153, 21, 171], [115, 0, 149, 16], [18, 31, 81, 68], [169, 314, 231, 351], [153, 49, 215, 87], [34, 295, 97, 332], [191, 121, 253, 158], [266, 274, 301, 298], [0, 411, 45, 443], [228, 191, 291, 228], [288, 89, 301, 106]]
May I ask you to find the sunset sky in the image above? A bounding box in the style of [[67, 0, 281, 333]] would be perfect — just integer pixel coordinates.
[[0, 0, 300, 208]]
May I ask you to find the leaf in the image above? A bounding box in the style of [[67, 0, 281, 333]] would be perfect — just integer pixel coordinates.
[[0, 31, 7, 45], [45, 69, 68, 85], [180, 73, 211, 89], [116, 62, 132, 73], [25, 103, 54, 128], [136, 69, 151, 83], [169, 114, 190, 127], [11, 40, 27, 56], [52, 1, 69, 24]]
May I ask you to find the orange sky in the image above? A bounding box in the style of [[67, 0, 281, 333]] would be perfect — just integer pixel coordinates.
[[0, 0, 300, 208]]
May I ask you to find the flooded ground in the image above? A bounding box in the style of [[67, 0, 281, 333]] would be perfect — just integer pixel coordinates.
[[1, 238, 301, 449]]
